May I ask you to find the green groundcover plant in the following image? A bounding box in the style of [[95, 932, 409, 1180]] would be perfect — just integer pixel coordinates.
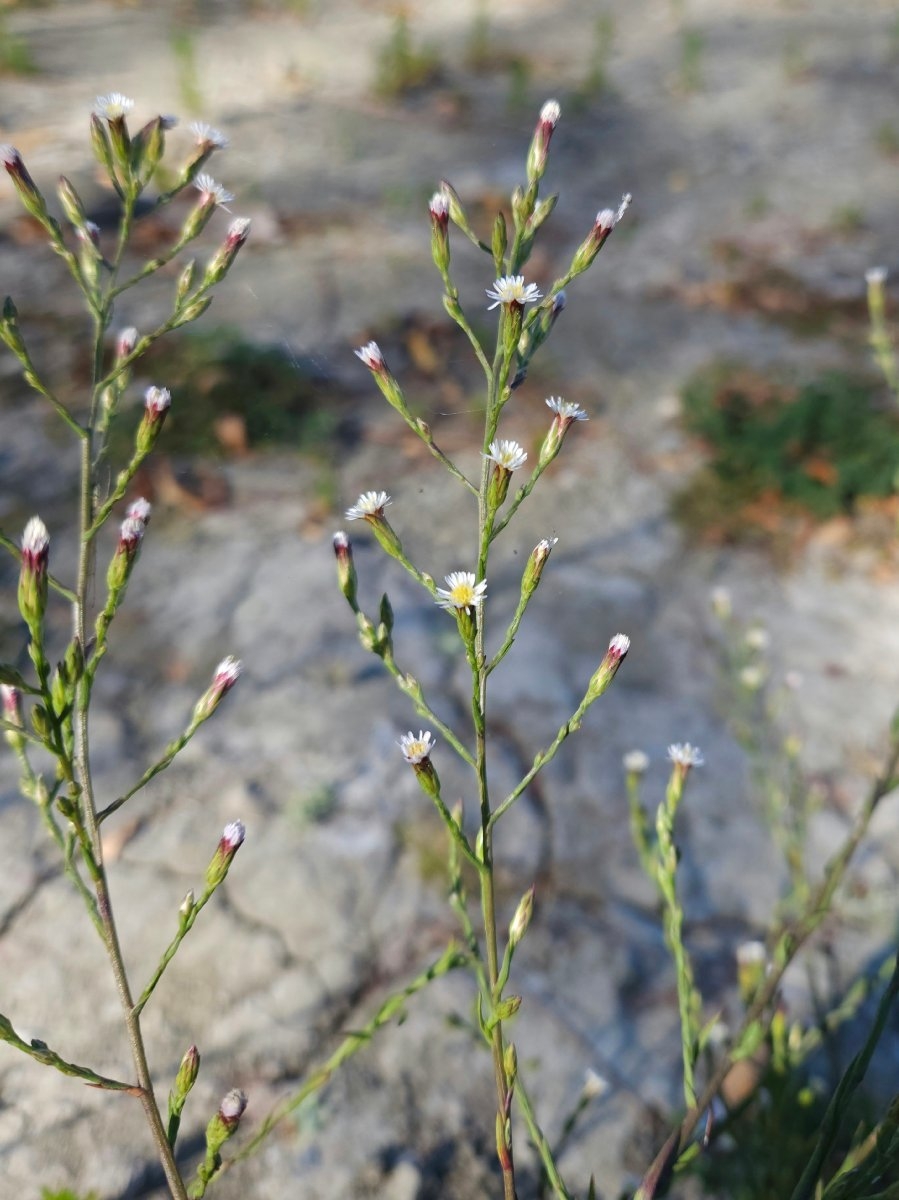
[[2, 94, 899, 1200]]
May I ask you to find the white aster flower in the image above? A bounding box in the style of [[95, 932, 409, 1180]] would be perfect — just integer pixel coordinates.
[[189, 121, 228, 149], [866, 266, 888, 286], [435, 572, 487, 613], [744, 626, 769, 652], [667, 743, 704, 768], [193, 173, 234, 207], [623, 749, 649, 775], [398, 730, 436, 764], [486, 274, 543, 310], [94, 93, 135, 120], [354, 341, 386, 372], [345, 491, 391, 521], [485, 439, 528, 471], [546, 396, 588, 422]]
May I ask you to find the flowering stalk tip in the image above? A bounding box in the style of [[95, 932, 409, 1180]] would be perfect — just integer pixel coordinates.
[[194, 656, 242, 724], [106, 499, 151, 595], [508, 885, 535, 950], [667, 743, 703, 775], [587, 633, 630, 700], [486, 274, 543, 312], [344, 490, 403, 559], [569, 193, 631, 277], [1, 144, 48, 222], [521, 536, 558, 600], [353, 341, 409, 415], [205, 819, 246, 889], [436, 571, 486, 645], [204, 216, 251, 285], [332, 530, 358, 608], [527, 98, 561, 183], [429, 190, 451, 273]]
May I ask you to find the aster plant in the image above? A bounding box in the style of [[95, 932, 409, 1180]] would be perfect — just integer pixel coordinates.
[[336, 99, 639, 1199], [0, 97, 255, 1199]]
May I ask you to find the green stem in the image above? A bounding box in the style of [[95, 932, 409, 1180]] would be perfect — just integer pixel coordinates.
[[0, 1012, 137, 1090], [210, 944, 466, 1183], [634, 719, 899, 1198], [515, 1070, 574, 1200]]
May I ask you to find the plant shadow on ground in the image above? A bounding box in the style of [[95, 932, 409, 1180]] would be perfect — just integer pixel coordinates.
[[672, 364, 899, 557]]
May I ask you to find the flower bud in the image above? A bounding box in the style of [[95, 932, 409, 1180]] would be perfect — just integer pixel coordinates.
[[203, 1087, 248, 1158], [205, 820, 246, 889], [439, 178, 471, 234], [170, 1044, 201, 1115], [332, 530, 358, 608], [194, 657, 242, 724], [428, 191, 450, 274], [56, 175, 89, 232], [116, 326, 139, 361], [136, 385, 172, 455], [203, 217, 251, 286], [89, 114, 117, 179], [353, 342, 409, 416], [106, 499, 151, 595], [504, 1042, 518, 1086], [1, 684, 25, 753], [491, 211, 508, 274], [18, 517, 49, 637], [508, 886, 535, 950], [520, 537, 557, 602], [179, 890, 195, 929], [488, 995, 522, 1030], [526, 99, 561, 183], [587, 633, 630, 700], [568, 193, 631, 276], [0, 145, 49, 223], [131, 115, 167, 184]]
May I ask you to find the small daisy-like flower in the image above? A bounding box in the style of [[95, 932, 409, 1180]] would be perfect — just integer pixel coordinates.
[[623, 749, 649, 775], [486, 275, 543, 310], [354, 340, 387, 373], [398, 730, 436, 764], [190, 120, 228, 149], [435, 572, 487, 613], [193, 173, 234, 207], [866, 266, 888, 286], [546, 396, 588, 422], [144, 385, 171, 418], [739, 665, 765, 692], [94, 93, 135, 120], [345, 491, 391, 521], [667, 743, 704, 768], [485, 440, 528, 471]]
